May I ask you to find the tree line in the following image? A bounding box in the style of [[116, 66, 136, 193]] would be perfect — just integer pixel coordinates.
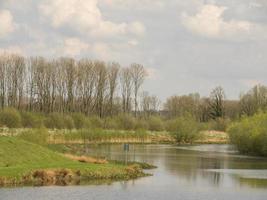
[[1, 53, 266, 122], [164, 85, 267, 122], [0, 54, 147, 118]]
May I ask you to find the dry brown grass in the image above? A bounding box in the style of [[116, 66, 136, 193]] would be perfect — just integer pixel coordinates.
[[196, 130, 229, 144], [64, 154, 108, 164]]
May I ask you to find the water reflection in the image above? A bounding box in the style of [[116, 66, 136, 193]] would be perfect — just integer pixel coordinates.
[[1, 144, 267, 200], [85, 144, 267, 189]]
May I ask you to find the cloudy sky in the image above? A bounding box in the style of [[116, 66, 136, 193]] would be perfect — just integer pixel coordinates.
[[0, 0, 267, 100]]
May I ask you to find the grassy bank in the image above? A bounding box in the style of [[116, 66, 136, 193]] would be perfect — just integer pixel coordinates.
[[0, 136, 150, 187], [196, 131, 229, 144], [49, 129, 174, 144], [0, 128, 229, 145]]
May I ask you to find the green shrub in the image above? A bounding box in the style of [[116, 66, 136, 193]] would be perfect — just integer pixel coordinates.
[[0, 108, 22, 128], [21, 111, 44, 128], [135, 119, 149, 130], [170, 116, 200, 143], [18, 128, 49, 145], [63, 115, 75, 129], [44, 113, 65, 129], [115, 114, 136, 130], [147, 116, 164, 131], [103, 117, 118, 130], [89, 116, 103, 129], [165, 119, 178, 132], [228, 113, 267, 156], [71, 113, 91, 129], [209, 118, 230, 131]]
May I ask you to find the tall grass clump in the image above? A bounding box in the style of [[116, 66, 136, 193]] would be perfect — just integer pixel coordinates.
[[103, 117, 119, 130], [44, 113, 65, 129], [169, 116, 200, 144], [0, 107, 22, 128], [135, 119, 149, 130], [63, 115, 75, 129], [71, 113, 91, 129], [115, 114, 136, 130], [147, 116, 164, 131], [89, 116, 103, 129], [63, 128, 149, 143], [228, 113, 267, 156], [17, 128, 49, 145], [21, 111, 44, 128], [208, 118, 230, 132]]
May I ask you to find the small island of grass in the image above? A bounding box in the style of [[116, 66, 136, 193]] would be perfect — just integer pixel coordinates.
[[0, 136, 153, 187]]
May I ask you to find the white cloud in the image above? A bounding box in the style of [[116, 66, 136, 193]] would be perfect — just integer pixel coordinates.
[[128, 39, 139, 46], [0, 46, 24, 55], [92, 43, 111, 60], [181, 4, 267, 40], [146, 67, 160, 80], [249, 2, 262, 8], [128, 21, 146, 36], [39, 0, 145, 37], [100, 0, 165, 10], [240, 79, 262, 87], [0, 9, 15, 38], [63, 38, 90, 57]]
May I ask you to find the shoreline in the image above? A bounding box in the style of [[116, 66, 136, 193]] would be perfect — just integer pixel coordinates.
[[0, 136, 155, 188]]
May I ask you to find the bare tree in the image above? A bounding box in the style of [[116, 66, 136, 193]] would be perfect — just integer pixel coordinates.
[[94, 61, 107, 118], [120, 67, 132, 113], [141, 91, 160, 118], [130, 63, 146, 117], [77, 59, 96, 115], [5, 54, 25, 109], [0, 54, 7, 109], [209, 86, 225, 119], [0, 53, 151, 118], [107, 62, 120, 116]]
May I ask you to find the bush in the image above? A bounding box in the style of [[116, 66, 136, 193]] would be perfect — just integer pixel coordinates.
[[115, 114, 136, 130], [18, 128, 49, 145], [103, 117, 118, 130], [0, 108, 22, 128], [170, 116, 200, 143], [21, 111, 44, 128], [228, 113, 267, 156], [71, 113, 91, 129], [209, 118, 230, 131], [147, 116, 164, 131], [44, 113, 65, 129], [165, 119, 178, 132], [63, 115, 75, 129], [89, 116, 103, 129], [135, 119, 149, 130]]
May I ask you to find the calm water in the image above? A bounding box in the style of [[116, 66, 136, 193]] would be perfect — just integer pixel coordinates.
[[1, 144, 267, 200]]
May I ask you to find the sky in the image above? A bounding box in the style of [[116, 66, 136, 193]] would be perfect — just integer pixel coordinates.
[[0, 0, 267, 100]]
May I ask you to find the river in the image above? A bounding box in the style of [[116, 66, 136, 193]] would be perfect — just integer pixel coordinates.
[[1, 144, 267, 200]]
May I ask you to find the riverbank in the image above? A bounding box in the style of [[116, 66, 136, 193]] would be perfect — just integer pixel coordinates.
[[196, 130, 229, 144], [0, 128, 229, 145], [0, 136, 153, 187]]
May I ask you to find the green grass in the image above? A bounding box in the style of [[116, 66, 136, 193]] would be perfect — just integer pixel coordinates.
[[0, 136, 146, 185]]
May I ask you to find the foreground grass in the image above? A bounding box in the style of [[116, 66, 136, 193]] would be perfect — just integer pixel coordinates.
[[0, 136, 148, 187]]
